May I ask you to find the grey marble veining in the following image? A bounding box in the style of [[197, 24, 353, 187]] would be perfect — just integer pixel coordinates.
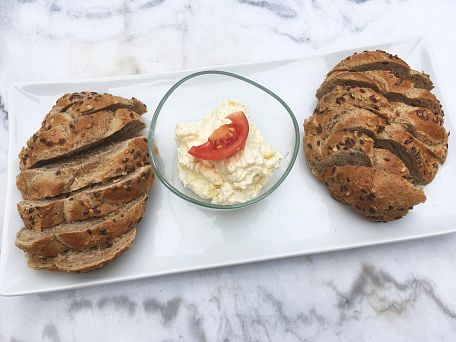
[[3, 241, 456, 341], [1, 0, 456, 341]]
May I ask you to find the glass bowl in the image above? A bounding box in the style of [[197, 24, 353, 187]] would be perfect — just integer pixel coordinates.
[[148, 70, 300, 210]]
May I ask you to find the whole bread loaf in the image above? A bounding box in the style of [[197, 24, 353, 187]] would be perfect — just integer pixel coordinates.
[[304, 50, 448, 221], [15, 92, 153, 271]]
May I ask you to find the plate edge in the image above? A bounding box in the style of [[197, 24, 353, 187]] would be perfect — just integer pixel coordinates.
[[1, 228, 455, 296]]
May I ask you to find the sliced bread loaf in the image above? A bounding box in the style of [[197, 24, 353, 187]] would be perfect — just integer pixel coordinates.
[[18, 165, 154, 230], [304, 50, 447, 221], [17, 136, 150, 200], [16, 92, 152, 272], [16, 194, 147, 257], [26, 228, 136, 272]]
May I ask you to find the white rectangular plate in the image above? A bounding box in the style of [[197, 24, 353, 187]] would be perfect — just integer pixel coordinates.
[[1, 37, 455, 296]]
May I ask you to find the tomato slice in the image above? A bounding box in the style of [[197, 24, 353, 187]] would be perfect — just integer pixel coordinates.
[[188, 111, 249, 160]]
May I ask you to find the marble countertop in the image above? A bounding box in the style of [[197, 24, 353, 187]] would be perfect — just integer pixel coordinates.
[[1, 0, 456, 340]]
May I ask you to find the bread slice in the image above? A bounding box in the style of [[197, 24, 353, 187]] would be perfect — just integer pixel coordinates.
[[17, 165, 154, 230], [315, 86, 447, 148], [316, 85, 391, 117], [323, 165, 425, 222], [26, 228, 136, 272], [372, 149, 412, 180], [17, 136, 150, 200], [305, 127, 375, 179], [328, 50, 433, 90], [316, 70, 442, 114], [19, 108, 146, 170], [307, 101, 446, 165], [313, 86, 448, 165], [344, 125, 441, 185], [304, 129, 412, 184], [305, 106, 387, 140], [15, 194, 147, 257], [42, 92, 147, 129], [305, 112, 441, 185], [307, 129, 375, 164]]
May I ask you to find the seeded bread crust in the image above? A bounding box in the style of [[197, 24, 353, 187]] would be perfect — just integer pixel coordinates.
[[377, 124, 441, 184], [304, 127, 411, 183], [19, 107, 146, 170], [328, 50, 433, 90], [308, 105, 446, 164], [323, 166, 426, 222], [305, 106, 387, 141], [372, 149, 411, 179], [17, 165, 154, 230], [42, 92, 147, 129], [305, 108, 442, 185], [26, 228, 137, 272], [316, 70, 442, 115], [315, 86, 447, 149], [305, 50, 447, 221], [15, 194, 147, 257], [16, 136, 150, 200]]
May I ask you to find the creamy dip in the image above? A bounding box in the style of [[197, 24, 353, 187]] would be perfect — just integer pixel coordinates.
[[175, 100, 282, 204]]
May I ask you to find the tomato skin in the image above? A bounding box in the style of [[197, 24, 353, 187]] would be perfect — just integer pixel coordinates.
[[188, 111, 249, 161]]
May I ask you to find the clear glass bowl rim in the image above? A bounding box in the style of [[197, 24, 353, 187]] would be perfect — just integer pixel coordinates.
[[148, 69, 300, 209]]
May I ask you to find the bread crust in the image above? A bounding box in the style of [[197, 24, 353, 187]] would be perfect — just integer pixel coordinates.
[[16, 194, 147, 257], [323, 166, 425, 222], [377, 125, 440, 184], [316, 86, 447, 149], [17, 165, 154, 230], [304, 131, 412, 183], [16, 136, 150, 200], [43, 92, 146, 128], [316, 70, 442, 115], [305, 128, 375, 168], [305, 108, 442, 185], [305, 106, 387, 139], [19, 107, 146, 170], [371, 149, 411, 180], [329, 50, 433, 90], [26, 228, 136, 272]]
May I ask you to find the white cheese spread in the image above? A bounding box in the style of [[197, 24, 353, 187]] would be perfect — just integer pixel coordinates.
[[175, 100, 282, 204]]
